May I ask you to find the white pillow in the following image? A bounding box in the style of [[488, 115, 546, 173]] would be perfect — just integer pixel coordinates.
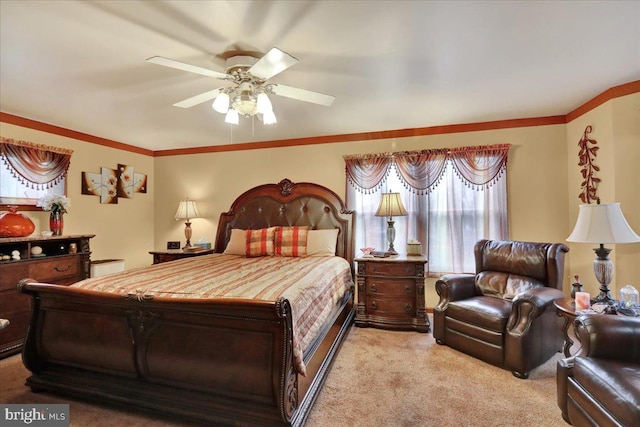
[[223, 229, 246, 255], [307, 229, 339, 257]]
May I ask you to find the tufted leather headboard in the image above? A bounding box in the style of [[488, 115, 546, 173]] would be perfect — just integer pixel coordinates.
[[214, 179, 355, 268]]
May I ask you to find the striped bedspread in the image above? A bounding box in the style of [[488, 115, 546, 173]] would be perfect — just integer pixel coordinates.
[[72, 254, 353, 375]]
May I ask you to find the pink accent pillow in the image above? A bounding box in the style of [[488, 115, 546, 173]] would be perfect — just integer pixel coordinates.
[[245, 227, 276, 257], [275, 226, 309, 257]]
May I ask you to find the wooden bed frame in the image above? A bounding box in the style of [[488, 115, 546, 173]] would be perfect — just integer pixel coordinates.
[[18, 179, 355, 427]]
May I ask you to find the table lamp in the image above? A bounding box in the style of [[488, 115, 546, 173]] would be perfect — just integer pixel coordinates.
[[175, 198, 200, 249], [567, 201, 640, 303], [375, 192, 407, 255]]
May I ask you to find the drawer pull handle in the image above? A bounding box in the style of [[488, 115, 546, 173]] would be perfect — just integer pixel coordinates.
[[371, 301, 377, 310], [404, 304, 412, 313], [405, 286, 411, 294], [54, 264, 71, 272], [370, 284, 377, 292]]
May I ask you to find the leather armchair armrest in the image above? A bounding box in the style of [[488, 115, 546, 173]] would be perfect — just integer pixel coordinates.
[[507, 287, 564, 334], [556, 357, 574, 421], [435, 274, 476, 311], [575, 314, 640, 361]]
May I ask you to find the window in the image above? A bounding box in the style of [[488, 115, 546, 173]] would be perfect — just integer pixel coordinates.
[[0, 137, 71, 208], [345, 144, 509, 275]]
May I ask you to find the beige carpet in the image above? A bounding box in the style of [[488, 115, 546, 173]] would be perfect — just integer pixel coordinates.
[[1, 322, 566, 427]]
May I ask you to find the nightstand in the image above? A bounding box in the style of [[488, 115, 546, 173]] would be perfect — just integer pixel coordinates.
[[355, 254, 430, 332], [149, 248, 215, 264]]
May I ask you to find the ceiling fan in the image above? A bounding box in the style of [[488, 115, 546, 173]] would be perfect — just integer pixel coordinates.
[[146, 47, 335, 125]]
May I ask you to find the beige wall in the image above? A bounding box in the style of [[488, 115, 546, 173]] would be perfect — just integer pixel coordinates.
[[155, 124, 569, 307], [0, 122, 155, 269], [565, 93, 640, 299]]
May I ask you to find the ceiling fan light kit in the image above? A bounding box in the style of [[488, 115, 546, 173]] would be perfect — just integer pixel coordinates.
[[211, 92, 230, 114], [147, 47, 334, 127]]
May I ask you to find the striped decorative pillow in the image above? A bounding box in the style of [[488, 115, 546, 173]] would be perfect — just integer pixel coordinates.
[[275, 226, 309, 257], [245, 227, 276, 257]]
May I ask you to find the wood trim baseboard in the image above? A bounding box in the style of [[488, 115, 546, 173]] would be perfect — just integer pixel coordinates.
[[2, 81, 638, 157]]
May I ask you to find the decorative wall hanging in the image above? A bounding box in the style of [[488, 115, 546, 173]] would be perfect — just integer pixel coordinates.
[[577, 125, 599, 203], [82, 164, 147, 204]]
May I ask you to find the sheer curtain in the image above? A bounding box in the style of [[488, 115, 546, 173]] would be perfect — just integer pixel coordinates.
[[345, 144, 509, 275]]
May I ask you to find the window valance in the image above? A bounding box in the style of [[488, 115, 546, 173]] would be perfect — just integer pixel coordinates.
[[344, 144, 510, 194], [0, 137, 73, 189]]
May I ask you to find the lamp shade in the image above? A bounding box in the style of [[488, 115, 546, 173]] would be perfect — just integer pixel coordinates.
[[224, 108, 239, 124], [175, 199, 200, 220], [375, 192, 408, 218], [567, 203, 640, 244], [212, 92, 230, 114]]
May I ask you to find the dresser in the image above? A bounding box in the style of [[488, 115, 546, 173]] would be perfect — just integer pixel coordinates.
[[0, 234, 94, 358], [355, 254, 430, 332]]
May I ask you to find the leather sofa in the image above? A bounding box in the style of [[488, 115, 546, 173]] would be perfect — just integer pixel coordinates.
[[557, 314, 640, 426], [434, 239, 568, 378]]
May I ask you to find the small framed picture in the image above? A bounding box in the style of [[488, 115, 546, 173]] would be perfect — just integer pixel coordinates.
[[167, 241, 181, 250]]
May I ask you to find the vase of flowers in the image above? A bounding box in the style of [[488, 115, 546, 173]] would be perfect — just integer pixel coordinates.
[[37, 194, 70, 236]]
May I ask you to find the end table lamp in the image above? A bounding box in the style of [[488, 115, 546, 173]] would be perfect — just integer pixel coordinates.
[[375, 192, 407, 255], [175, 198, 201, 249], [567, 201, 640, 303]]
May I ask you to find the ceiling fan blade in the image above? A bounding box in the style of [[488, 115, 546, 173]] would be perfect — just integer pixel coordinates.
[[271, 84, 335, 107], [249, 47, 298, 80], [173, 88, 225, 108], [147, 56, 228, 79]]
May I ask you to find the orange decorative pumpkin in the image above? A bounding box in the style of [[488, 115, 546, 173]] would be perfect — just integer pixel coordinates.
[[0, 206, 36, 237]]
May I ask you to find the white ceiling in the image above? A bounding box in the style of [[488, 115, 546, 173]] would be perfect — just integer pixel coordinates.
[[1, 1, 639, 152]]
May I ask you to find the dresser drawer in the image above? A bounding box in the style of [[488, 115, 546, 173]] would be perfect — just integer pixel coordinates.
[[367, 278, 416, 297], [365, 262, 419, 277], [0, 290, 31, 313], [367, 297, 416, 318], [29, 256, 80, 282], [0, 263, 29, 291], [0, 309, 30, 346]]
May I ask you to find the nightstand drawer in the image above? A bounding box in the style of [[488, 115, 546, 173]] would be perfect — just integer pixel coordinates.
[[365, 262, 418, 277], [367, 298, 416, 318], [367, 278, 415, 297]]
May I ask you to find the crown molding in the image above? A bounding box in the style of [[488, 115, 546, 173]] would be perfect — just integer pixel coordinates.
[[2, 81, 638, 158]]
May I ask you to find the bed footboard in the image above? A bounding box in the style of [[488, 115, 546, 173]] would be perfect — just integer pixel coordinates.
[[19, 279, 354, 427]]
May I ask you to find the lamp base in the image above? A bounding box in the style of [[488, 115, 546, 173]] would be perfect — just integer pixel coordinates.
[[385, 220, 398, 255], [183, 221, 193, 250], [593, 287, 615, 304], [592, 245, 614, 304]]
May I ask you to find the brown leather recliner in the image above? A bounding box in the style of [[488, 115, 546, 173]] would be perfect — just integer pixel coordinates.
[[557, 314, 640, 426], [434, 239, 569, 379]]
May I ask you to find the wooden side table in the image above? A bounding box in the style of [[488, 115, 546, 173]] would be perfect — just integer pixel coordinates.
[[149, 249, 214, 264], [355, 254, 430, 332], [554, 297, 580, 357]]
